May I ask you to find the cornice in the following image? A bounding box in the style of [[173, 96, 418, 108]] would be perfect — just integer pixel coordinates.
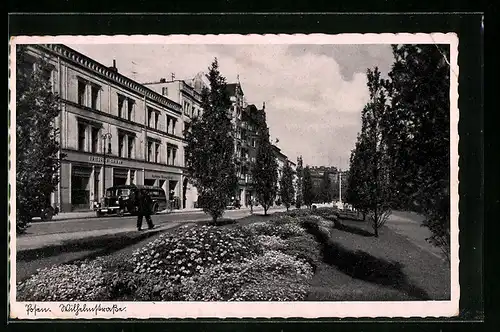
[[35, 44, 182, 114]]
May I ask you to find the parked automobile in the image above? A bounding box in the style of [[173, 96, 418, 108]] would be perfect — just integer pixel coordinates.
[[94, 185, 168, 217], [38, 205, 59, 221]]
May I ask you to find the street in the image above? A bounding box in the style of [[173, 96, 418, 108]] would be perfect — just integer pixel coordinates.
[[22, 207, 280, 237]]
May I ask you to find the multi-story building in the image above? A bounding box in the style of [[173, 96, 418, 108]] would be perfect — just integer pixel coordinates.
[[272, 145, 289, 204], [20, 44, 186, 212], [142, 73, 206, 209]]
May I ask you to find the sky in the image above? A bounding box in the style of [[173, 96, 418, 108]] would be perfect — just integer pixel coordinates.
[[70, 43, 394, 170]]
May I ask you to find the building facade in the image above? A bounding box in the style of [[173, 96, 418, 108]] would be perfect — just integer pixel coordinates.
[[22, 44, 186, 212], [142, 75, 206, 209]]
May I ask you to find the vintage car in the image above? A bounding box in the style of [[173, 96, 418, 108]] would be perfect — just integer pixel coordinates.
[[94, 185, 168, 217]]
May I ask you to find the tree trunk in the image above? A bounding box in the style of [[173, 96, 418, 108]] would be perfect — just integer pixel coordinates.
[[373, 208, 379, 237]]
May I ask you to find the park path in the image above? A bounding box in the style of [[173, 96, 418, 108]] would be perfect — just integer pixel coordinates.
[[385, 211, 446, 260]]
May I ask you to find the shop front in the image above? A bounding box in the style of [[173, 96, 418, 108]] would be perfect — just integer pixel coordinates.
[[57, 150, 184, 212]]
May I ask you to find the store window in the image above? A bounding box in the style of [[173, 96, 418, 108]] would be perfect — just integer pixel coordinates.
[[71, 166, 92, 211]]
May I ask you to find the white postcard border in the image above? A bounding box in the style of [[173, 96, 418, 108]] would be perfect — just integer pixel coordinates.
[[9, 33, 460, 319]]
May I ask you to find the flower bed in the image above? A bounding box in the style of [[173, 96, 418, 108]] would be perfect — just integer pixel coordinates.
[[18, 212, 325, 302]]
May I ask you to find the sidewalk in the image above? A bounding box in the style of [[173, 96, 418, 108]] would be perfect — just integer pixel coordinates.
[[16, 220, 192, 253]]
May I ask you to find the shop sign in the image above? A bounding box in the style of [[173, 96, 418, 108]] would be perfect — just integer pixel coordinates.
[[145, 171, 176, 180], [88, 156, 124, 165]]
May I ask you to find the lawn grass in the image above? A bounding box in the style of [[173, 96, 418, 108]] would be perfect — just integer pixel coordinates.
[[307, 216, 450, 301]]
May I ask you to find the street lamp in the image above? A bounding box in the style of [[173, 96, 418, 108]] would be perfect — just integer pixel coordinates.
[[102, 132, 112, 198]]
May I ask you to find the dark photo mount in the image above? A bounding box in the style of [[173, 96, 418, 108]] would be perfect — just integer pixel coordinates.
[[6, 9, 485, 332]]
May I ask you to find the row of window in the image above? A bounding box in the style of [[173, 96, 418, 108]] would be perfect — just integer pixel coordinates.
[[77, 78, 180, 136], [77, 121, 179, 165], [146, 141, 178, 166], [147, 108, 178, 135], [183, 100, 201, 118]]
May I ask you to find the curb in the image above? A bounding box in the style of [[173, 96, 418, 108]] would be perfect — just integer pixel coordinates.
[[32, 209, 209, 223]]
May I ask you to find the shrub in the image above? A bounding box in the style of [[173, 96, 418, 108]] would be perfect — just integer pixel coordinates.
[[131, 225, 261, 283], [17, 259, 109, 301], [245, 221, 305, 239], [270, 214, 302, 226], [177, 251, 313, 301], [281, 233, 321, 271], [230, 274, 310, 301], [256, 235, 288, 250], [286, 209, 313, 218]]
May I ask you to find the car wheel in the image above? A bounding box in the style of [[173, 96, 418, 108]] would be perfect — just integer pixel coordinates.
[[96, 211, 103, 218], [41, 209, 53, 221]]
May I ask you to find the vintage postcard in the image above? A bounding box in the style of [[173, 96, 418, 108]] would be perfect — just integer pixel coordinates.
[[9, 33, 459, 319]]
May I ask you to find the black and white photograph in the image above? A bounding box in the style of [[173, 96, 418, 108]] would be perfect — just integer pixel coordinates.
[[9, 33, 459, 319]]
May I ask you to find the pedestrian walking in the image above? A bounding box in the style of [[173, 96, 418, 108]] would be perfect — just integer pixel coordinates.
[[249, 197, 254, 214], [136, 189, 155, 231]]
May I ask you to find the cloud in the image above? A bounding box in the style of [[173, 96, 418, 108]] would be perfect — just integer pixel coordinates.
[[69, 43, 393, 169]]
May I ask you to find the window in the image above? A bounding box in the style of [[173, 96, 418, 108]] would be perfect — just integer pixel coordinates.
[[171, 119, 176, 135], [191, 105, 195, 118], [91, 85, 100, 110], [128, 136, 134, 159], [118, 133, 125, 158], [78, 80, 86, 106], [162, 87, 168, 96], [127, 98, 135, 121], [155, 144, 160, 163], [148, 108, 153, 128], [118, 94, 126, 118], [154, 112, 159, 130], [147, 141, 153, 162], [172, 147, 177, 165], [167, 144, 178, 166], [78, 123, 86, 151], [91, 127, 100, 153]]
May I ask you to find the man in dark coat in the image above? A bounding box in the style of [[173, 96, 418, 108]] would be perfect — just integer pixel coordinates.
[[136, 189, 155, 231]]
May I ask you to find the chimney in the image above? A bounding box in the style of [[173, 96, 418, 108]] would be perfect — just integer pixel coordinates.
[[160, 78, 166, 83], [109, 59, 118, 73]]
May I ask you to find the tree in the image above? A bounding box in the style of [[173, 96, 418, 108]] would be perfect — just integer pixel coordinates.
[[295, 156, 304, 208], [184, 58, 238, 224], [279, 162, 295, 211], [16, 46, 64, 233], [252, 116, 278, 216], [382, 44, 451, 260], [347, 67, 392, 237], [302, 166, 314, 208], [319, 171, 333, 203]]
